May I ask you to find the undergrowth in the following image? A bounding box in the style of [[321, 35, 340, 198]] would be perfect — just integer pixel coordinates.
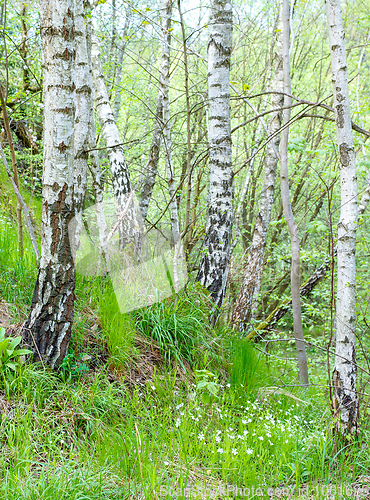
[[0, 215, 369, 499]]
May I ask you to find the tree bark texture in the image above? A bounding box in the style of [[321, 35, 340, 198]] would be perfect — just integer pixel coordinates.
[[326, 0, 358, 435], [139, 0, 172, 225], [91, 32, 131, 207], [23, 0, 76, 368], [232, 18, 284, 330], [85, 2, 110, 264], [196, 0, 233, 315], [139, 95, 163, 221], [71, 0, 91, 251]]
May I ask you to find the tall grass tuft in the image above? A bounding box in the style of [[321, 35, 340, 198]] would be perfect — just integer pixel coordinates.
[[96, 278, 138, 367], [135, 284, 213, 368], [229, 338, 272, 395]]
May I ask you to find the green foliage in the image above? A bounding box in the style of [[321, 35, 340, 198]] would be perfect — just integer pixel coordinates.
[[135, 284, 213, 368], [59, 351, 90, 381], [195, 368, 220, 403], [0, 327, 32, 372], [96, 278, 138, 367], [229, 339, 272, 395]]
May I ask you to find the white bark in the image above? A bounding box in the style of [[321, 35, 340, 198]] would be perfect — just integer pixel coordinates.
[[91, 30, 133, 250], [85, 0, 110, 270], [161, 0, 181, 245], [91, 32, 131, 207], [139, 0, 171, 223], [112, 6, 131, 122], [23, 0, 76, 368], [280, 0, 308, 386], [196, 0, 233, 315], [326, 0, 358, 434], [359, 174, 370, 215], [71, 0, 90, 251], [232, 19, 284, 330]]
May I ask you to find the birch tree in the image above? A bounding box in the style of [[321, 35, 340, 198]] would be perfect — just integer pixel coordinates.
[[71, 0, 91, 248], [85, 8, 110, 266], [112, 6, 131, 122], [91, 32, 132, 208], [232, 14, 284, 331], [279, 0, 308, 386], [22, 0, 76, 368], [196, 0, 233, 315], [326, 0, 358, 434], [162, 0, 180, 245], [91, 29, 133, 250], [139, 0, 171, 222]]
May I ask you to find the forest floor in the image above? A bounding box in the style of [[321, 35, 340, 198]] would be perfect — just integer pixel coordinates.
[[0, 189, 370, 499]]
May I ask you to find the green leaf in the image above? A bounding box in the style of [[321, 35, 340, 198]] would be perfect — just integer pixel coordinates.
[[0, 327, 6, 342], [201, 392, 211, 404], [8, 336, 22, 350], [13, 348, 32, 356], [0, 339, 9, 355]]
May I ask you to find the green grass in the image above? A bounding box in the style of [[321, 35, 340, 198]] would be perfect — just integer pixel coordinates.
[[0, 212, 369, 499], [135, 284, 215, 369]]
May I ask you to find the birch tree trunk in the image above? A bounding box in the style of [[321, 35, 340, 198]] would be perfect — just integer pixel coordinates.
[[71, 0, 90, 249], [112, 6, 131, 122], [22, 0, 76, 368], [326, 0, 358, 435], [91, 32, 131, 207], [280, 0, 309, 386], [85, 2, 109, 264], [232, 18, 284, 331], [91, 30, 132, 250], [139, 94, 163, 221], [162, 0, 180, 245], [196, 0, 233, 316], [139, 0, 169, 222]]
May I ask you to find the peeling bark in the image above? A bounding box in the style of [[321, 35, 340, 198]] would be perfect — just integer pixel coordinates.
[[22, 0, 76, 368], [196, 0, 233, 317]]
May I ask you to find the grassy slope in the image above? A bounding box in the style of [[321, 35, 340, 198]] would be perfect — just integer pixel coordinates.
[[0, 170, 369, 499]]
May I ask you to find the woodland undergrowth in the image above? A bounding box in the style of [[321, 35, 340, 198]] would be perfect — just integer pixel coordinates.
[[0, 199, 370, 499]]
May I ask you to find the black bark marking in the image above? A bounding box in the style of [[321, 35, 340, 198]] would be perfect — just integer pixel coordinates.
[[339, 143, 352, 168]]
